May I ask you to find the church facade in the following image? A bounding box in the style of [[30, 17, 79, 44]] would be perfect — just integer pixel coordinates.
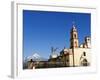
[[50, 24, 91, 67]]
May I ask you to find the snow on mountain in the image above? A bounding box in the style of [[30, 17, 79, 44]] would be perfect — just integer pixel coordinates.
[[32, 53, 41, 59], [23, 53, 48, 69], [25, 53, 48, 61]]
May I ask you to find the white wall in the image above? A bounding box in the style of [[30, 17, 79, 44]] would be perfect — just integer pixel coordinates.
[[0, 0, 99, 80]]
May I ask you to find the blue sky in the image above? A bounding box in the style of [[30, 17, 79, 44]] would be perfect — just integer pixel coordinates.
[[23, 10, 91, 59]]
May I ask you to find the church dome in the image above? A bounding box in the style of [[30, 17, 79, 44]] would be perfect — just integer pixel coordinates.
[[50, 53, 58, 59], [79, 44, 84, 48]]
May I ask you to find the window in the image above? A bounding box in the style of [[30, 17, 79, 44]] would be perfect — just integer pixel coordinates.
[[83, 52, 86, 56], [81, 59, 89, 66], [74, 34, 76, 38], [88, 38, 90, 41]]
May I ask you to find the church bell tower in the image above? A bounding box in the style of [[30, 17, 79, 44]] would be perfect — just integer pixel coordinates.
[[70, 24, 79, 48]]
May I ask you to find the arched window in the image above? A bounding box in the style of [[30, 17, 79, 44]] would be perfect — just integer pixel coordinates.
[[81, 59, 89, 66], [83, 52, 86, 56], [74, 34, 76, 38]]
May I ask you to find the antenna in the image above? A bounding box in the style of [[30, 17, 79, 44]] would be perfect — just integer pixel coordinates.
[[54, 48, 58, 52], [51, 47, 58, 53]]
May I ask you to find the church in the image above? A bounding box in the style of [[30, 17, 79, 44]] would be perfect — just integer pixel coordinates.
[[49, 24, 91, 67], [26, 23, 91, 69]]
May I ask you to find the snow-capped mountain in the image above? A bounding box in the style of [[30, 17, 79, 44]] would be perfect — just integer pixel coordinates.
[[25, 53, 48, 61]]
